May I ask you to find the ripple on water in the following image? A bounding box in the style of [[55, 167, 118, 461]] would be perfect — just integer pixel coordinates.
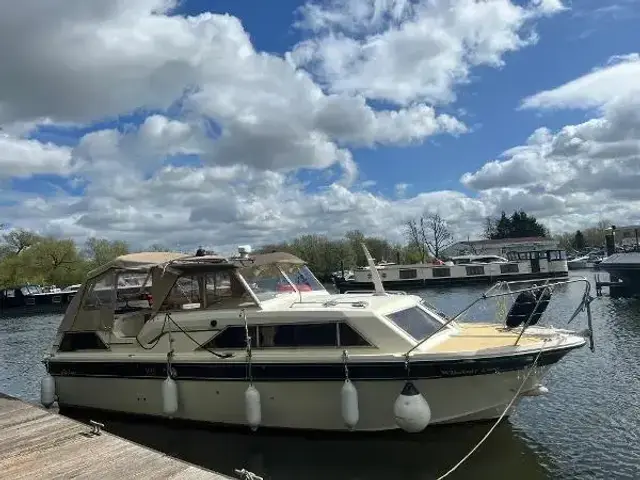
[[1, 277, 640, 479]]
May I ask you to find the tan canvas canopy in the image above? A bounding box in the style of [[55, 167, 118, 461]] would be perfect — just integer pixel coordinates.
[[231, 252, 306, 268], [87, 252, 191, 279], [55, 250, 308, 337]]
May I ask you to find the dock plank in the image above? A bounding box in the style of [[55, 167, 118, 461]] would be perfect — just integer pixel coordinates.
[[0, 393, 230, 479]]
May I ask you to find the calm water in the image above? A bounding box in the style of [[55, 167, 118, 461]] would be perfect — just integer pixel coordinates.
[[2, 272, 639, 479]]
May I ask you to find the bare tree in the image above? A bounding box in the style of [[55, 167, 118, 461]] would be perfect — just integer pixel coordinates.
[[2, 228, 41, 255], [483, 216, 496, 239], [425, 213, 454, 258], [405, 213, 455, 260], [405, 218, 429, 263]]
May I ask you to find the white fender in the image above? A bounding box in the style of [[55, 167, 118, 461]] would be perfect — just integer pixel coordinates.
[[393, 381, 431, 433], [341, 379, 359, 430], [40, 374, 56, 408], [162, 376, 179, 416], [245, 384, 261, 431]]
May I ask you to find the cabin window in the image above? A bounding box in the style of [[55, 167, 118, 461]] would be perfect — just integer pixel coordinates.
[[205, 326, 257, 349], [547, 250, 566, 261], [159, 275, 202, 311], [204, 271, 234, 301], [500, 263, 519, 274], [81, 272, 117, 311], [160, 271, 253, 311], [58, 332, 108, 352], [432, 267, 450, 278], [118, 272, 150, 289], [386, 307, 444, 341], [265, 323, 337, 347], [204, 322, 371, 349], [399, 269, 418, 279], [338, 323, 371, 347], [5, 289, 15, 298], [465, 265, 485, 276], [278, 264, 325, 292]]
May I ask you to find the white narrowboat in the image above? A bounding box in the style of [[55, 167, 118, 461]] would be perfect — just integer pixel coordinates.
[[335, 249, 568, 292]]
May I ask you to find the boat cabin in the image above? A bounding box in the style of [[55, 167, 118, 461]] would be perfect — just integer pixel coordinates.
[[57, 251, 329, 336]]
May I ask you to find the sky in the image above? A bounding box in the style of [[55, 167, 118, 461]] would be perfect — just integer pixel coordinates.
[[1, 0, 639, 253]]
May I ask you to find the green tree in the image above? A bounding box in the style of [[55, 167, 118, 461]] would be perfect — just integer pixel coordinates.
[[84, 237, 129, 268], [487, 210, 548, 239], [26, 238, 86, 286]]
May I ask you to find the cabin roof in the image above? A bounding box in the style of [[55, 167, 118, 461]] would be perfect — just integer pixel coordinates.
[[87, 252, 191, 278], [86, 250, 307, 279], [233, 251, 306, 268]]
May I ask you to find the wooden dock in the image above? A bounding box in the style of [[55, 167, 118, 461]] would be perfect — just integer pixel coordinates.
[[0, 392, 231, 479]]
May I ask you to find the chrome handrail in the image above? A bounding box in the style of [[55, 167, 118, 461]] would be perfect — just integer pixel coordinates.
[[404, 276, 595, 359]]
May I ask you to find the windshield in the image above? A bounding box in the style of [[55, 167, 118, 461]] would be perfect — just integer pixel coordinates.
[[279, 264, 326, 292], [386, 306, 445, 341], [239, 263, 296, 301], [21, 285, 43, 295]]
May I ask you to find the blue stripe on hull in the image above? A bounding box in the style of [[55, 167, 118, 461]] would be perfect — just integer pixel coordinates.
[[48, 344, 580, 381]]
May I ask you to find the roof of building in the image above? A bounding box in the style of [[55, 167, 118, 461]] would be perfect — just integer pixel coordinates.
[[449, 236, 555, 246]]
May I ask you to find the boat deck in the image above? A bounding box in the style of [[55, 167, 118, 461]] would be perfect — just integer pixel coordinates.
[[428, 323, 543, 353], [0, 392, 229, 479]]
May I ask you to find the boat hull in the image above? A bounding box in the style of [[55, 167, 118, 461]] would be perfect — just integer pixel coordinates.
[[50, 363, 556, 432], [335, 271, 569, 293], [567, 261, 587, 270]]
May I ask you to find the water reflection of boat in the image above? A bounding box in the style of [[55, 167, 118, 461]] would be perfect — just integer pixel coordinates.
[[62, 407, 553, 479], [41, 247, 596, 433]]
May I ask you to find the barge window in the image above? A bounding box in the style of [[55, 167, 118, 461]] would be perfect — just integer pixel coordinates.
[[399, 269, 418, 279], [432, 267, 450, 277], [465, 265, 485, 276], [203, 322, 371, 349], [387, 307, 444, 341], [500, 263, 519, 274], [58, 332, 108, 352]]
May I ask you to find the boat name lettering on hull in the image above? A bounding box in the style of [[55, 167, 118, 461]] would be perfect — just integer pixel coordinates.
[[440, 367, 500, 377]]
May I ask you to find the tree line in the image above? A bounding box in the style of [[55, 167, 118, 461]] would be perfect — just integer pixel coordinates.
[[0, 211, 611, 288], [552, 220, 614, 253], [0, 227, 147, 289]]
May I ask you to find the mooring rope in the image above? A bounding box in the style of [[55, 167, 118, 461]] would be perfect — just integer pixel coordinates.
[[435, 341, 548, 480]]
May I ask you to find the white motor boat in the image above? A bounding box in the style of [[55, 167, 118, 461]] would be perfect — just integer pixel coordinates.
[[40, 246, 596, 433]]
